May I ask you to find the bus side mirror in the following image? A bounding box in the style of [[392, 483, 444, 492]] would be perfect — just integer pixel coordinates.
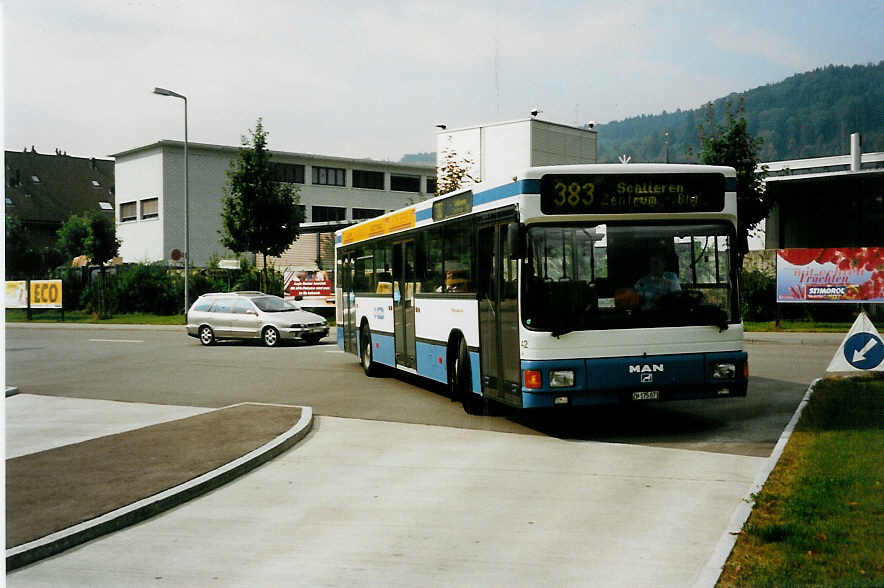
[[507, 222, 525, 260]]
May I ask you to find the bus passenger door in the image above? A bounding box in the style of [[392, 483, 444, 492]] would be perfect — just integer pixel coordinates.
[[393, 240, 417, 368], [478, 222, 522, 406], [341, 254, 357, 354]]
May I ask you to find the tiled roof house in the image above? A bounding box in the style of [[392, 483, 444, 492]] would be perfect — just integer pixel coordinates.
[[5, 148, 115, 250]]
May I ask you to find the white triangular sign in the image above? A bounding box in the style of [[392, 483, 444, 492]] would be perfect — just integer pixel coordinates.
[[826, 311, 884, 373]]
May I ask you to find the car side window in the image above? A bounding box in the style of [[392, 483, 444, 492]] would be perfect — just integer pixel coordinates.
[[232, 299, 253, 314], [193, 300, 212, 312], [211, 298, 234, 313]]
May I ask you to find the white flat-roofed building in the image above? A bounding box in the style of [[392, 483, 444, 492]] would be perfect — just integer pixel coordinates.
[[436, 118, 598, 189], [111, 140, 436, 267]]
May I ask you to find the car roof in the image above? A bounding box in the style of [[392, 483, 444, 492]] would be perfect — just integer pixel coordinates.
[[198, 291, 268, 298]]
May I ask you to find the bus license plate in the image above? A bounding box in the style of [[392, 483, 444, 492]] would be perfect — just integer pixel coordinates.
[[632, 390, 659, 401]]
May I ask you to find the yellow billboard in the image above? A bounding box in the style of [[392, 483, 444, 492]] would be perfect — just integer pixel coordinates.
[[29, 280, 63, 309]]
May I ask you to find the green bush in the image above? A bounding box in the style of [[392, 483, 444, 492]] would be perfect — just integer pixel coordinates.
[[68, 261, 286, 316], [740, 269, 776, 321], [107, 264, 183, 315]]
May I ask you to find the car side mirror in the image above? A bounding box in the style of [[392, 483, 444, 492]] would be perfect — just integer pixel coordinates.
[[246, 309, 258, 316]]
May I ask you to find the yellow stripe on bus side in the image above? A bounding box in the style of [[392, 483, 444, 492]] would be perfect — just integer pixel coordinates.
[[342, 208, 416, 245]]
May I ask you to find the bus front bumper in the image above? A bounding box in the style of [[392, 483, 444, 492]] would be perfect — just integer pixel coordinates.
[[519, 351, 748, 408]]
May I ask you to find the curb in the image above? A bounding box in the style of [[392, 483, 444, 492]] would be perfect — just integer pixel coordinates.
[[743, 333, 844, 346], [5, 404, 314, 571], [693, 378, 821, 588], [6, 323, 184, 331]]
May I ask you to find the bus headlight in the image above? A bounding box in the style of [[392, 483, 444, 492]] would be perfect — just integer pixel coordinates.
[[712, 363, 736, 379], [549, 369, 575, 388]]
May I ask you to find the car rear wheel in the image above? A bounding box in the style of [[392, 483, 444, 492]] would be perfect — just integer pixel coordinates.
[[262, 326, 280, 347], [198, 325, 215, 346]]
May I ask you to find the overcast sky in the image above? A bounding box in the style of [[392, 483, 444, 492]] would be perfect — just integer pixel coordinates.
[[4, 0, 882, 162]]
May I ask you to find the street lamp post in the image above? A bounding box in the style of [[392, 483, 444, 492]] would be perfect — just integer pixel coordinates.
[[153, 87, 190, 314]]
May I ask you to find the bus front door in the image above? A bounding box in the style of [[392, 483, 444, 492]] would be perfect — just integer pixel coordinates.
[[478, 222, 522, 406], [393, 240, 417, 368]]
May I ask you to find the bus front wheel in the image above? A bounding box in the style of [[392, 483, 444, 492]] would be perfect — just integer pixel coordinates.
[[361, 328, 379, 377], [453, 338, 483, 415]]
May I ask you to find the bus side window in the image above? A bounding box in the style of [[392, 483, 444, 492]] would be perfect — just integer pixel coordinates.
[[421, 229, 444, 292], [445, 221, 474, 293]]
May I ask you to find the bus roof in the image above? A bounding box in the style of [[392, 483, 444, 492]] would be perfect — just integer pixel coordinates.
[[336, 163, 737, 247]]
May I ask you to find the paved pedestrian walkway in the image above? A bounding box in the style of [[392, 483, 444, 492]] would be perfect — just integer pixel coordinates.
[[5, 395, 311, 570]]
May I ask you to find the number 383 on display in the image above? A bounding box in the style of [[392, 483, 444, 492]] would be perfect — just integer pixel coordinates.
[[551, 181, 596, 207]]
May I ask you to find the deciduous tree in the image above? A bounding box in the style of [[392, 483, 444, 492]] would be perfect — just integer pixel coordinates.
[[56, 211, 120, 266], [698, 99, 770, 261], [436, 140, 479, 196], [220, 118, 304, 291]]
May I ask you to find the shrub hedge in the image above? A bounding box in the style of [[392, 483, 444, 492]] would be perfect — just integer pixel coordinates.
[[55, 262, 285, 316]]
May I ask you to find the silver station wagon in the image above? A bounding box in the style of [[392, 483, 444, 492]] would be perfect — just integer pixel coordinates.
[[186, 291, 329, 347]]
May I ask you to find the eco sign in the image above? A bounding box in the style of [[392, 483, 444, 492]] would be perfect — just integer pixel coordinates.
[[29, 280, 63, 309]]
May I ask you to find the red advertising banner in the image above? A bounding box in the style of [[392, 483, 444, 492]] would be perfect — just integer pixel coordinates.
[[776, 247, 884, 303], [284, 269, 332, 298]]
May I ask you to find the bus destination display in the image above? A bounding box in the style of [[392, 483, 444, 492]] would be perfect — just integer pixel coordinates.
[[432, 191, 473, 221], [540, 173, 725, 214]]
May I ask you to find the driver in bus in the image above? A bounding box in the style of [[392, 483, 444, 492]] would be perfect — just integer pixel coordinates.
[[634, 250, 680, 309]]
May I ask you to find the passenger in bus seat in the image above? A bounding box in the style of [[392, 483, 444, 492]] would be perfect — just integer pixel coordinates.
[[634, 251, 680, 309]]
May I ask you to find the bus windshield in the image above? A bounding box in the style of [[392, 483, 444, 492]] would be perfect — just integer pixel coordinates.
[[521, 222, 737, 335]]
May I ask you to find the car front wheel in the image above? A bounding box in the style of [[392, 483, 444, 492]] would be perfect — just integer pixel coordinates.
[[262, 326, 280, 347], [198, 325, 215, 346]]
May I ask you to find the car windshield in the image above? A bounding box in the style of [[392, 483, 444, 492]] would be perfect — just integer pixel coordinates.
[[521, 222, 737, 335], [252, 296, 298, 312]]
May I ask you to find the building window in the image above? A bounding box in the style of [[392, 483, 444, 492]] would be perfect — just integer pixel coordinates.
[[312, 166, 345, 186], [312, 205, 346, 222], [426, 177, 437, 194], [353, 170, 384, 190], [141, 198, 159, 219], [271, 162, 305, 184], [352, 208, 384, 220], [120, 201, 137, 222], [99, 201, 113, 210], [391, 174, 420, 192]]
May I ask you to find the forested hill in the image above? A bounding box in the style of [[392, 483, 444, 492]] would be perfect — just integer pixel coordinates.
[[595, 62, 883, 164]]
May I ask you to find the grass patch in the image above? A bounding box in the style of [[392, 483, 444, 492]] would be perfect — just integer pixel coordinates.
[[6, 309, 185, 325], [718, 377, 884, 587], [744, 320, 854, 333]]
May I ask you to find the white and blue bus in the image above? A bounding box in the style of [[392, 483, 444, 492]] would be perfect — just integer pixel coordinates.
[[335, 164, 748, 413]]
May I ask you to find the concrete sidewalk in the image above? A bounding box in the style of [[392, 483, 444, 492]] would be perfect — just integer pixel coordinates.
[[5, 395, 312, 571], [6, 394, 768, 586]]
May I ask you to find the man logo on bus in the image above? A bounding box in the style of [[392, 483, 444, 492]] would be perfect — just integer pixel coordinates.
[[629, 364, 664, 374]]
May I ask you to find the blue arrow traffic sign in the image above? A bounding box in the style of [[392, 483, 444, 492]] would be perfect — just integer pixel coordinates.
[[843, 332, 884, 370]]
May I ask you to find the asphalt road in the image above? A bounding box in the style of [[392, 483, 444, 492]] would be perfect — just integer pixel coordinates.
[[5, 324, 841, 457]]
